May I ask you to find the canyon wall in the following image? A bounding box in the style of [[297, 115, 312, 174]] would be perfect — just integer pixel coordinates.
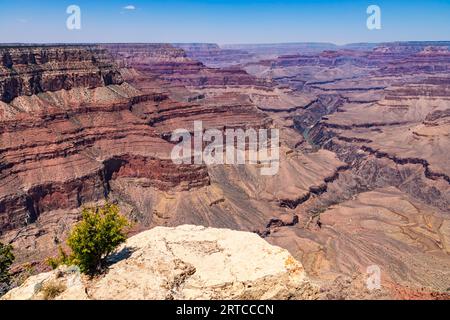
[[240, 42, 450, 296], [0, 45, 211, 264], [1, 42, 449, 299], [0, 45, 123, 103]]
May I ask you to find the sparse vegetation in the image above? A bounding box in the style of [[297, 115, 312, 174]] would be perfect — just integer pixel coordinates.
[[0, 241, 15, 295], [0, 242, 15, 284], [41, 281, 66, 300], [46, 246, 72, 270], [47, 203, 129, 275]]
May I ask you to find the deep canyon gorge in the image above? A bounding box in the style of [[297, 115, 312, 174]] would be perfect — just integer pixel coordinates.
[[0, 41, 449, 299]]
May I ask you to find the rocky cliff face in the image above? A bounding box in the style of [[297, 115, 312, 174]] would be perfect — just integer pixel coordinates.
[[0, 43, 350, 293], [1, 225, 319, 300], [0, 45, 123, 103], [0, 45, 212, 264], [1, 42, 449, 299], [103, 43, 268, 89], [236, 42, 450, 296]]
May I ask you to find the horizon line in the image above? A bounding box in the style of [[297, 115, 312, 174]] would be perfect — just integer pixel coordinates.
[[1, 40, 450, 47]]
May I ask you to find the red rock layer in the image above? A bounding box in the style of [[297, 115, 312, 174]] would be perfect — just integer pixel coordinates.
[[0, 45, 123, 103], [102, 43, 268, 89], [0, 44, 280, 267], [102, 43, 271, 134], [0, 46, 212, 262], [2, 41, 449, 298], [237, 42, 450, 295]]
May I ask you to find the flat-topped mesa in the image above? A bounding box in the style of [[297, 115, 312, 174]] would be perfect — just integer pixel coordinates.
[[222, 43, 340, 57], [173, 43, 221, 51], [374, 41, 450, 54], [247, 43, 450, 74], [102, 43, 266, 88], [0, 45, 124, 103], [172, 43, 255, 68], [101, 43, 190, 66]]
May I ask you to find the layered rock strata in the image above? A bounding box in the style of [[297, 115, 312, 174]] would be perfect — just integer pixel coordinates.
[[235, 42, 450, 296], [0, 45, 123, 103], [1, 42, 449, 299]]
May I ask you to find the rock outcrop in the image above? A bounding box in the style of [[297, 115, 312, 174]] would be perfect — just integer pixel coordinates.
[[1, 225, 319, 300], [0, 45, 123, 103], [1, 41, 449, 299], [103, 43, 268, 89], [0, 43, 338, 272]]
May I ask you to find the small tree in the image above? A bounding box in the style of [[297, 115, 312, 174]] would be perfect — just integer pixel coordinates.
[[0, 242, 15, 286], [67, 203, 129, 274]]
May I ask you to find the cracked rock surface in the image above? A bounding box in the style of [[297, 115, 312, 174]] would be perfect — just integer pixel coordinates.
[[1, 225, 319, 300]]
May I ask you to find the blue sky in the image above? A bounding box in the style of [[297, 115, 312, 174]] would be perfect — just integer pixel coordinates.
[[1, 0, 449, 44]]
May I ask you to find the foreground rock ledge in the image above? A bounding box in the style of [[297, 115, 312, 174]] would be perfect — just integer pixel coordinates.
[[1, 225, 319, 300]]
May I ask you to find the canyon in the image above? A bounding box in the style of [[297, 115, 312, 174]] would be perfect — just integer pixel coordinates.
[[0, 41, 449, 299]]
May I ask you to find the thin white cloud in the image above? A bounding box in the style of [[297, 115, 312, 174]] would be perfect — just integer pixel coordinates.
[[123, 5, 136, 10]]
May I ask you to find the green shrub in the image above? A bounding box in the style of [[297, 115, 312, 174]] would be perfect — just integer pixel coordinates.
[[46, 246, 72, 270], [0, 242, 15, 285], [67, 203, 129, 275]]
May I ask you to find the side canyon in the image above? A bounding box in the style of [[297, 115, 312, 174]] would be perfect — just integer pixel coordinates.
[[1, 42, 449, 299]]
